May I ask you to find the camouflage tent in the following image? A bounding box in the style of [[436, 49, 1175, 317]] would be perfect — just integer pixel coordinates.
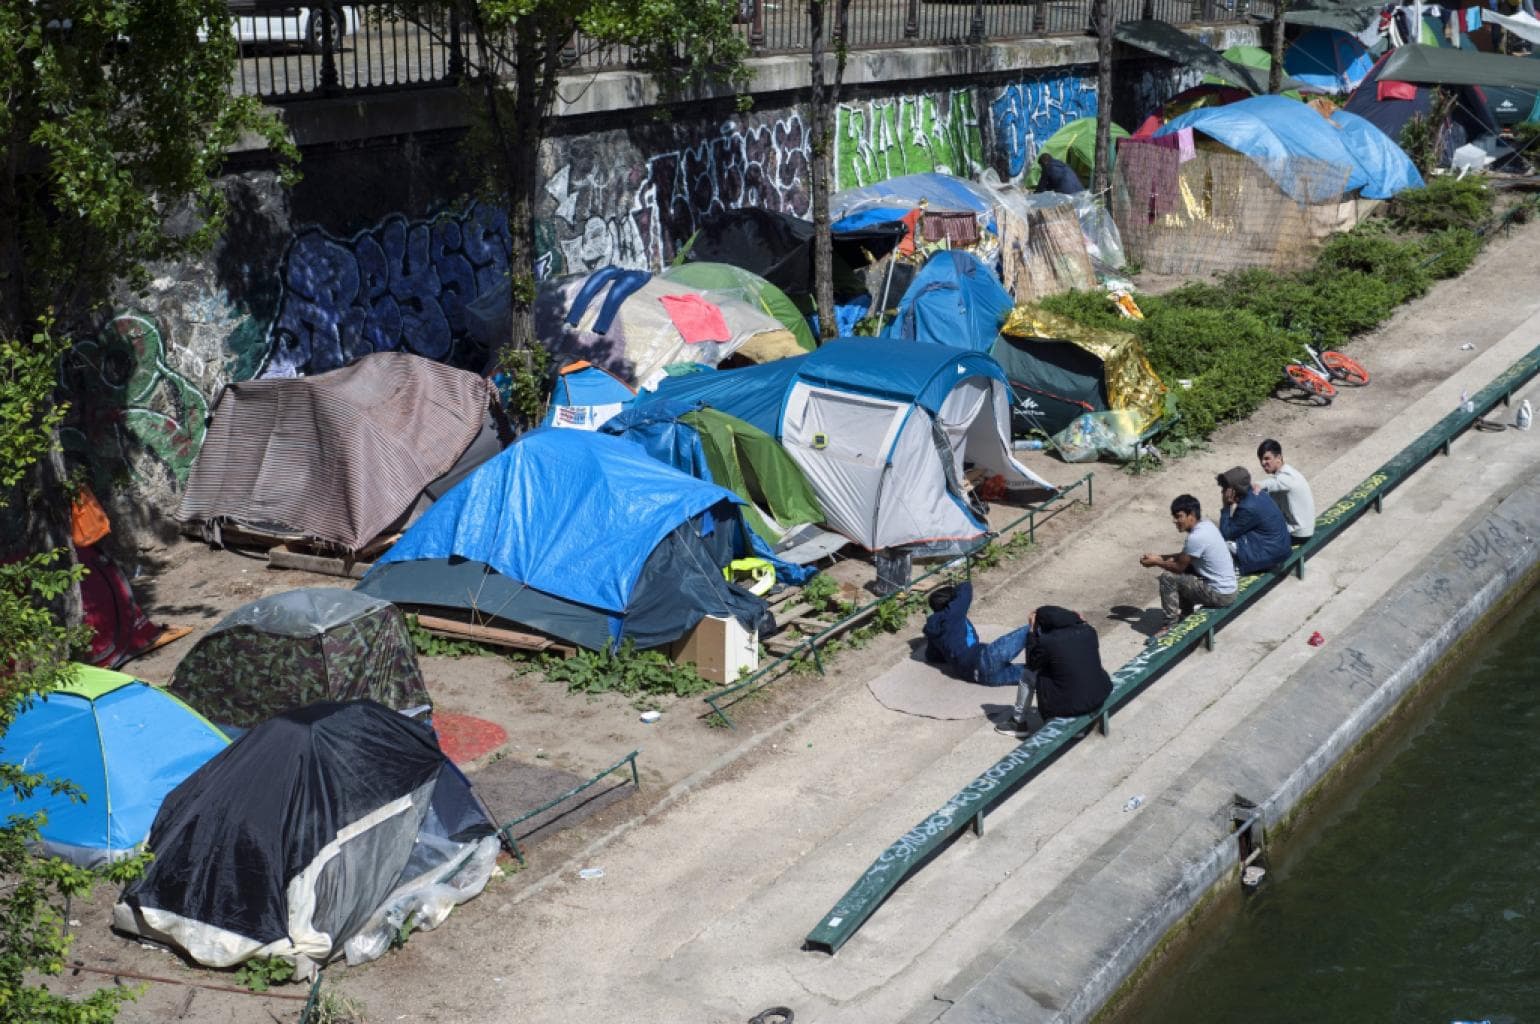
[[169, 589, 428, 730]]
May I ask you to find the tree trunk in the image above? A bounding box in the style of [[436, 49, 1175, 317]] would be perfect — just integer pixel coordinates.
[[1269, 0, 1286, 94], [809, 0, 836, 342], [1092, 0, 1113, 197]]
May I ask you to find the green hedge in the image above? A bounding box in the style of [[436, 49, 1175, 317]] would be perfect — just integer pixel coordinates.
[[1040, 178, 1495, 442]]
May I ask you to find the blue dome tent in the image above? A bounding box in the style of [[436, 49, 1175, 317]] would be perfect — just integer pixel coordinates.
[[0, 666, 228, 867], [881, 251, 1014, 354], [1284, 27, 1375, 94], [643, 339, 1055, 552], [358, 429, 769, 651]]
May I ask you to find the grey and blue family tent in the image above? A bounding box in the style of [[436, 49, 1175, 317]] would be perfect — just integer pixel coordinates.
[[881, 251, 1012, 354], [1284, 27, 1375, 94], [0, 666, 228, 867], [113, 701, 498, 976], [1157, 95, 1424, 201], [357, 429, 770, 651], [169, 588, 430, 732], [644, 339, 1055, 552]]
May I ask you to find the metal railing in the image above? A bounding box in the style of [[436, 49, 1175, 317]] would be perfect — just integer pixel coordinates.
[[224, 0, 1262, 103]]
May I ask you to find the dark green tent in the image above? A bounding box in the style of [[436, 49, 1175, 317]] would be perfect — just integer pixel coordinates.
[[683, 407, 824, 543]]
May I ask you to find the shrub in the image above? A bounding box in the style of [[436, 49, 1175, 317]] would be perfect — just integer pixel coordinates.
[[1386, 175, 1493, 233], [1315, 227, 1432, 304], [1420, 226, 1482, 279]]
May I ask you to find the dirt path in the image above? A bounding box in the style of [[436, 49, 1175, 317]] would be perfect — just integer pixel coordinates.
[[53, 213, 1540, 1023]]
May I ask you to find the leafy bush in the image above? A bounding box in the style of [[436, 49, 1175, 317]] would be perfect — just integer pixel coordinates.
[[1386, 175, 1493, 233], [1314, 227, 1432, 304], [1420, 227, 1482, 279], [542, 640, 712, 702]]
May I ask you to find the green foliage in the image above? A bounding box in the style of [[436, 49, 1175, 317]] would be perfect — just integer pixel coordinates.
[[542, 640, 712, 703], [1397, 89, 1457, 176], [0, 1, 292, 336], [234, 957, 294, 993], [404, 615, 493, 658], [1420, 227, 1483, 279], [493, 337, 552, 430], [1386, 175, 1494, 233], [1314, 227, 1432, 304], [799, 573, 839, 612], [301, 987, 367, 1024]]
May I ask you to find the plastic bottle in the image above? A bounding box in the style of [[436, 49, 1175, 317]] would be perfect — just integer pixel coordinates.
[[1460, 390, 1474, 414], [1122, 794, 1145, 812], [1012, 439, 1045, 451], [1517, 399, 1533, 431]]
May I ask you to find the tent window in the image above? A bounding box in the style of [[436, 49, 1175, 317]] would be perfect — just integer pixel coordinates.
[[792, 390, 903, 469]]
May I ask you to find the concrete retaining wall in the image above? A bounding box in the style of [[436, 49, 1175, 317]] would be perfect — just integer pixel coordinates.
[[75, 29, 1260, 541]]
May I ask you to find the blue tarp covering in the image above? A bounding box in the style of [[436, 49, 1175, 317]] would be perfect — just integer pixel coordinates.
[[371, 429, 743, 614], [601, 402, 817, 584], [645, 338, 1012, 433], [1284, 27, 1374, 93], [882, 251, 1013, 353], [1157, 95, 1420, 201], [542, 363, 634, 428], [1328, 109, 1426, 196], [829, 173, 998, 235]]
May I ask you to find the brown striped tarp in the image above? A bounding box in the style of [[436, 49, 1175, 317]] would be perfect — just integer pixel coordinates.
[[176, 352, 499, 552]]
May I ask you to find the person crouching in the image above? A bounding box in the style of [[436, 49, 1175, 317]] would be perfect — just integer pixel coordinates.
[[995, 606, 1112, 738]]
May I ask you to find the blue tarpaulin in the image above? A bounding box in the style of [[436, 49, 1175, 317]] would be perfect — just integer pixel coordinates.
[[1284, 27, 1374, 94], [829, 173, 998, 235], [1157, 94, 1422, 201], [882, 251, 1013, 353], [1327, 109, 1425, 197], [371, 429, 743, 615]]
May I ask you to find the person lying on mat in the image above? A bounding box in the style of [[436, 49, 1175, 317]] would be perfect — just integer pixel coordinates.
[[922, 582, 1029, 686], [995, 606, 1112, 739]]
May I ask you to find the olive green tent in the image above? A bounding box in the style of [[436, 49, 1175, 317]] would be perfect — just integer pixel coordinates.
[[685, 407, 824, 542], [1204, 46, 1307, 100], [1033, 117, 1131, 187], [662, 262, 817, 353]]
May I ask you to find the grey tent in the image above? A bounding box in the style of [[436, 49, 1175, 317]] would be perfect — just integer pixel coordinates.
[[169, 588, 430, 731]]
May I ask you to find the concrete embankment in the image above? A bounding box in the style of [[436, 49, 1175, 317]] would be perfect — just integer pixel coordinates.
[[911, 350, 1540, 1022]]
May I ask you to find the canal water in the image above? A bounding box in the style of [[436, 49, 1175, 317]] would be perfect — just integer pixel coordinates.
[[1110, 584, 1540, 1024]]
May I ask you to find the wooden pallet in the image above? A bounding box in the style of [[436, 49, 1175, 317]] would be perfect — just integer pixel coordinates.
[[761, 574, 948, 657], [183, 522, 400, 580], [414, 614, 576, 658]]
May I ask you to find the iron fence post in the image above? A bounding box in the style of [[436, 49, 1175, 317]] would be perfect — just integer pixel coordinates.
[[320, 0, 340, 94], [448, 8, 464, 81], [750, 0, 766, 49], [905, 0, 921, 38], [969, 0, 986, 43], [1032, 0, 1048, 33]]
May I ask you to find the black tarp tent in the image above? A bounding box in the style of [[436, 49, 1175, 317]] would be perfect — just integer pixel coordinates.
[[113, 702, 499, 976], [1114, 20, 1310, 94]]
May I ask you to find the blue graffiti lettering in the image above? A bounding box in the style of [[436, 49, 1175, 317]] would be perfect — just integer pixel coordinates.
[[990, 75, 1099, 181]]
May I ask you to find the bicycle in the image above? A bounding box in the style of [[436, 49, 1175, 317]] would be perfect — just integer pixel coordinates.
[[1282, 343, 1370, 405]]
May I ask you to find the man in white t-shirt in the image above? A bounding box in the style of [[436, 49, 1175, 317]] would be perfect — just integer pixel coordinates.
[[1139, 493, 1239, 634], [1256, 439, 1315, 542]]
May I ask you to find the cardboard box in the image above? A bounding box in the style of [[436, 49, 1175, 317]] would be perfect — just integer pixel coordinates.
[[670, 615, 759, 685]]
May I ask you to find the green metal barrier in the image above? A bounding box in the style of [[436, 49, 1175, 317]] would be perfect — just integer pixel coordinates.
[[496, 749, 640, 864], [804, 341, 1540, 955], [702, 473, 1096, 728]]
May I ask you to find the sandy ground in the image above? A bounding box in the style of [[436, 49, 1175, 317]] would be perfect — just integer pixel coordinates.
[[47, 209, 1540, 1023]]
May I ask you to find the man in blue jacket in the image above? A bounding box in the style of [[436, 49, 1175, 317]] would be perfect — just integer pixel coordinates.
[[1217, 466, 1291, 575], [922, 582, 1029, 685]]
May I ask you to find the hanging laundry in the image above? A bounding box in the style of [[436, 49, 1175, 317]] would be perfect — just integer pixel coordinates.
[[658, 293, 731, 345]]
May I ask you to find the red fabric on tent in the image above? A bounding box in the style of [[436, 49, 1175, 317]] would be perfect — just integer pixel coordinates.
[[1378, 79, 1418, 101]]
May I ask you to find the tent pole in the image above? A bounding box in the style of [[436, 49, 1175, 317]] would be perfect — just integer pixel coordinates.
[[873, 255, 899, 335]]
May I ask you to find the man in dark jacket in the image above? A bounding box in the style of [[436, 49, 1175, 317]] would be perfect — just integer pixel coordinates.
[[922, 582, 1030, 685], [995, 605, 1112, 738], [1035, 151, 1085, 195], [1217, 465, 1291, 575]]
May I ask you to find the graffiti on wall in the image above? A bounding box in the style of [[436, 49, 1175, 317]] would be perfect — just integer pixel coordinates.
[[262, 202, 511, 378], [60, 314, 212, 500], [540, 115, 811, 276], [989, 74, 1099, 182], [834, 90, 984, 190]]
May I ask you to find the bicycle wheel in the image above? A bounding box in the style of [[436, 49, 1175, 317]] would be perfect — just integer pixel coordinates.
[[1321, 350, 1369, 386], [1286, 363, 1336, 404]]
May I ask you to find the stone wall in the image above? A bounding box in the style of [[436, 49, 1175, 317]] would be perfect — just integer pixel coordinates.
[[77, 39, 1232, 542]]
